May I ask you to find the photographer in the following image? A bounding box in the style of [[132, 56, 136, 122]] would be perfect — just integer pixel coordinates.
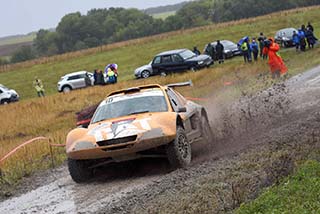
[[263, 38, 287, 79]]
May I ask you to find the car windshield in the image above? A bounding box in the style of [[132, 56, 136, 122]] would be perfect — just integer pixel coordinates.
[[0, 85, 9, 90], [91, 89, 168, 123], [179, 50, 196, 60], [277, 28, 295, 37], [222, 41, 235, 48]]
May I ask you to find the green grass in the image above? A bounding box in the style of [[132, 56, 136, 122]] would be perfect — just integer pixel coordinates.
[[0, 33, 35, 46], [152, 11, 176, 19], [237, 160, 320, 214]]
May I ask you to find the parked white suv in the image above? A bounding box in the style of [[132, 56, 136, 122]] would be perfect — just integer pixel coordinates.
[[57, 71, 94, 93], [0, 84, 19, 104]]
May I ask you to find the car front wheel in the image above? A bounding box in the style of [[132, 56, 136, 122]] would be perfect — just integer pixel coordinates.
[[141, 70, 151, 78], [68, 158, 93, 183], [62, 86, 72, 93], [166, 126, 191, 168]]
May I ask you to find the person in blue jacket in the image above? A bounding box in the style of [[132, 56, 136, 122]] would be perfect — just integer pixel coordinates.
[[292, 30, 300, 52], [298, 29, 306, 51], [250, 38, 259, 61], [305, 28, 318, 49]]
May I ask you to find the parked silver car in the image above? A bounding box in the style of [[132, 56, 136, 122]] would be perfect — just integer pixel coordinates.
[[0, 84, 19, 104], [57, 71, 94, 93], [134, 61, 153, 78]]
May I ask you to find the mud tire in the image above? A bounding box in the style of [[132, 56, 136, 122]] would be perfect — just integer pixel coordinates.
[[167, 126, 191, 168], [68, 158, 93, 183], [201, 115, 214, 143]]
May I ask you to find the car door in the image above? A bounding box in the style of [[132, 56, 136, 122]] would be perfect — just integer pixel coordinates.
[[171, 54, 188, 72], [67, 75, 86, 89], [151, 56, 162, 74], [166, 88, 200, 142], [160, 55, 174, 73]]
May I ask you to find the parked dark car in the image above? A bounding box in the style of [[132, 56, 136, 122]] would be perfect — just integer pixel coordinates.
[[136, 49, 213, 78], [274, 27, 297, 48], [204, 40, 241, 59]]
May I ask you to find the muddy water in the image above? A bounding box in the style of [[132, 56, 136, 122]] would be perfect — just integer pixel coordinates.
[[1, 65, 320, 214]]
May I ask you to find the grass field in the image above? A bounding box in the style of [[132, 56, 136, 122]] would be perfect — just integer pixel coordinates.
[[0, 33, 35, 46], [152, 11, 176, 19], [0, 6, 320, 200]]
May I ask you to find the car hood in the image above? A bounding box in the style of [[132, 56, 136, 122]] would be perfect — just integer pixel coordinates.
[[8, 89, 19, 97], [66, 112, 177, 151], [135, 63, 152, 74], [185, 54, 210, 62]]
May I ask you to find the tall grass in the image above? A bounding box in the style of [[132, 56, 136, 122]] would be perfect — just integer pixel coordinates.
[[0, 6, 320, 191]]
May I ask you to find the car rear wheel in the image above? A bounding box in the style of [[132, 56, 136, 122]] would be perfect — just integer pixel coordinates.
[[141, 70, 151, 78], [190, 66, 197, 72], [166, 126, 191, 168], [62, 86, 72, 93], [68, 158, 93, 183], [201, 115, 214, 143], [0, 99, 9, 105], [160, 71, 167, 77]]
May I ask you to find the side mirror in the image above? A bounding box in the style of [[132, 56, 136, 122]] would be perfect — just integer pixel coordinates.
[[177, 106, 187, 113]]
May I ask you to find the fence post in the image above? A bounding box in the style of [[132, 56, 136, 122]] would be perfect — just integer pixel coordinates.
[[48, 138, 55, 168]]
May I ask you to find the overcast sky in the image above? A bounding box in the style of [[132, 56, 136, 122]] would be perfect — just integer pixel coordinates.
[[2, 0, 187, 37]]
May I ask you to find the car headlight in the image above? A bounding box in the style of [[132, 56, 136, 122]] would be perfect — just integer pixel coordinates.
[[198, 61, 204, 65], [224, 49, 231, 53], [134, 69, 140, 75]]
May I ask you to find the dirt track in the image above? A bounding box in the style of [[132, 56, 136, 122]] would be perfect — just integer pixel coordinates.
[[1, 65, 320, 214]]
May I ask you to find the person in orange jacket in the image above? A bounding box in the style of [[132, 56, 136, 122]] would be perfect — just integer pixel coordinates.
[[263, 38, 288, 78]]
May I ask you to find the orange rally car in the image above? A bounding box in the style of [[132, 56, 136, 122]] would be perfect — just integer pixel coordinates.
[[66, 82, 213, 182]]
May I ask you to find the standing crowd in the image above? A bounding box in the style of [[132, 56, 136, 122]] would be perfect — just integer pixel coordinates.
[[193, 22, 317, 79], [93, 63, 118, 86]]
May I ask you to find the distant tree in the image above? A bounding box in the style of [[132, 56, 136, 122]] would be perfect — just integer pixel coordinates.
[[11, 46, 36, 63], [0, 58, 9, 66]]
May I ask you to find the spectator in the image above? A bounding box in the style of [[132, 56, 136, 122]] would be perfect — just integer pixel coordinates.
[[193, 46, 201, 55], [298, 29, 306, 51], [204, 43, 216, 62], [258, 32, 266, 59], [307, 22, 314, 32], [263, 38, 287, 79], [96, 70, 104, 85], [239, 37, 250, 63], [292, 30, 300, 52], [106, 68, 116, 84], [93, 69, 98, 85], [33, 77, 45, 97], [215, 40, 224, 64], [305, 28, 317, 49], [250, 38, 259, 61]]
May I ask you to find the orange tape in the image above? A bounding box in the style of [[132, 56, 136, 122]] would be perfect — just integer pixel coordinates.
[[0, 137, 48, 164], [0, 137, 66, 165], [224, 81, 233, 86]]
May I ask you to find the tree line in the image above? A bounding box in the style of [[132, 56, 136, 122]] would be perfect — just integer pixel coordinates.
[[7, 0, 320, 64]]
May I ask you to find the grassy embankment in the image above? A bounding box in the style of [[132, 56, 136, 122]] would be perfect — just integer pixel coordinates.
[[237, 160, 320, 214], [0, 6, 319, 196]]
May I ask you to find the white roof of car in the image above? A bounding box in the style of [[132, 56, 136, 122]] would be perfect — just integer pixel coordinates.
[[63, 71, 88, 77]]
